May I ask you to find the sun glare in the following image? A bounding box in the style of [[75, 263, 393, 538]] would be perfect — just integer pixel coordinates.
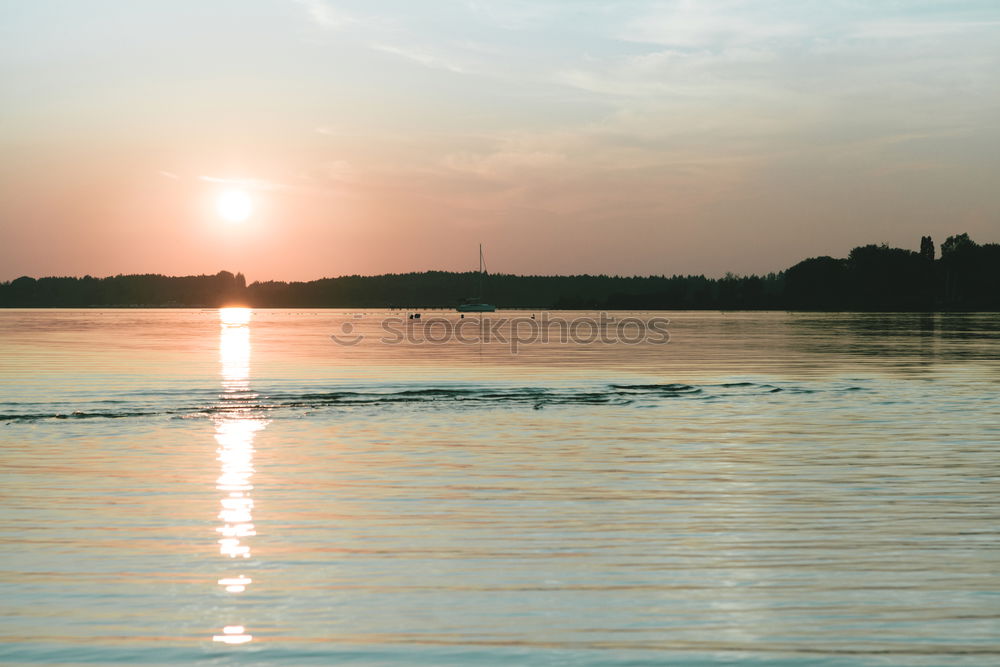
[[220, 307, 252, 326], [216, 190, 253, 223]]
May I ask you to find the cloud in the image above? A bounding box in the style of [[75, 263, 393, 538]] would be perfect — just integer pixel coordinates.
[[200, 175, 299, 193], [463, 1, 570, 30], [853, 19, 1000, 39], [293, 0, 357, 30], [619, 1, 806, 48], [553, 42, 795, 103], [292, 1, 474, 74], [295, 0, 1000, 235], [370, 42, 467, 74], [444, 149, 566, 177]]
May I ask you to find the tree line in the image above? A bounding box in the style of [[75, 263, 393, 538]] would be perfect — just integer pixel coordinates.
[[2, 234, 997, 310]]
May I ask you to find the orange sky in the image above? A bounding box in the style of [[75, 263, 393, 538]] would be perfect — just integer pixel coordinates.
[[2, 1, 999, 282]]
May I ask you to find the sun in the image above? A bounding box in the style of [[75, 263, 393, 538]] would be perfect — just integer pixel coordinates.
[[216, 189, 253, 223]]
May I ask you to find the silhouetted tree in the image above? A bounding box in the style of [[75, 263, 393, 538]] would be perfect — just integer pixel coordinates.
[[920, 236, 935, 261], [784, 257, 847, 309], [941, 233, 976, 258], [938, 233, 998, 308], [847, 244, 927, 309]]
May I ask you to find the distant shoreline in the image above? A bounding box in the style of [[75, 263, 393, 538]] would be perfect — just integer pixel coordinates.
[[2, 306, 998, 313], [2, 234, 998, 311]]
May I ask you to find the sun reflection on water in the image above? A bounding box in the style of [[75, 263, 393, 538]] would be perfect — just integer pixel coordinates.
[[212, 307, 265, 645]]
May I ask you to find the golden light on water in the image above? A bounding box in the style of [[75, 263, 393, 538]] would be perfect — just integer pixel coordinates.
[[213, 307, 266, 644], [219, 308, 251, 385], [219, 576, 253, 593], [213, 625, 253, 645], [219, 307, 252, 326]]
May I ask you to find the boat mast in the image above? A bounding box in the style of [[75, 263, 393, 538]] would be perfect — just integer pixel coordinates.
[[478, 243, 483, 299]]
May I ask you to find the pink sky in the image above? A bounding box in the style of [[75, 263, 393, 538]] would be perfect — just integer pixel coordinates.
[[2, 1, 999, 282]]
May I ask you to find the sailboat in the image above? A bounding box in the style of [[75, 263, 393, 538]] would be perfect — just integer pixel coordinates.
[[457, 244, 496, 312]]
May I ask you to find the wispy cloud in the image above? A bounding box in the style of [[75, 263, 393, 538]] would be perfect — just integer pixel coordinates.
[[293, 1, 474, 74], [293, 0, 357, 30], [370, 42, 467, 74], [444, 148, 566, 178], [619, 1, 807, 48], [290, 0, 1000, 260], [200, 175, 299, 193], [853, 19, 1000, 39], [464, 1, 571, 31]]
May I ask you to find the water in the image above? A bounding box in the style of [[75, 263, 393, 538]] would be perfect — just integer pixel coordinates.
[[1, 309, 998, 666]]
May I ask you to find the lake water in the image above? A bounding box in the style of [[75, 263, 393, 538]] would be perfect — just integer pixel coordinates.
[[1, 309, 998, 666]]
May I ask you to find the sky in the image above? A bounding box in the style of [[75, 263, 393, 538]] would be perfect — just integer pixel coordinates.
[[2, 0, 999, 281]]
